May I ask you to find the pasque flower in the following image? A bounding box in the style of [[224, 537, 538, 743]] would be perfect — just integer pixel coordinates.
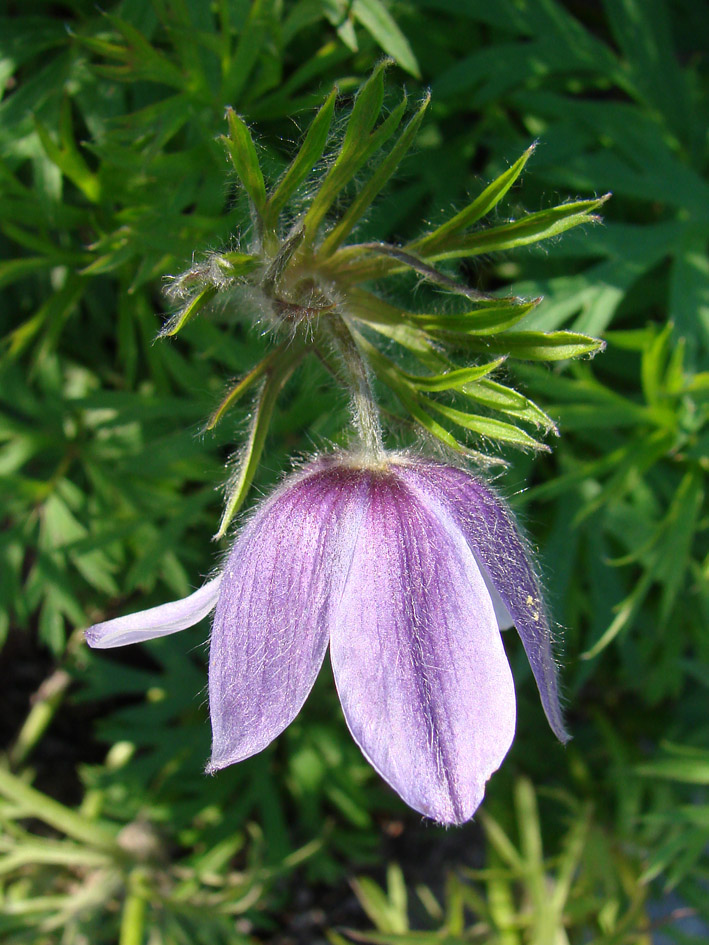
[[84, 69, 601, 826], [87, 454, 567, 825]]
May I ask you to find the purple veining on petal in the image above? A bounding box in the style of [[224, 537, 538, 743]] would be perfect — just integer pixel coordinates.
[[329, 469, 516, 825], [398, 461, 568, 744], [207, 462, 369, 772], [85, 450, 560, 822], [85, 575, 223, 649]]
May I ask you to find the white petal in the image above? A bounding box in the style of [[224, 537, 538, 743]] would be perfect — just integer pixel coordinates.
[[85, 575, 223, 649], [475, 553, 515, 630]]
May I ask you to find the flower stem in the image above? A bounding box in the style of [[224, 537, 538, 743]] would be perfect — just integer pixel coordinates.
[[0, 766, 122, 854], [328, 316, 384, 460], [119, 869, 149, 945], [8, 669, 71, 769]]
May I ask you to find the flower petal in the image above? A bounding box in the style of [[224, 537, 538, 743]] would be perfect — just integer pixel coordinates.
[[400, 462, 569, 743], [329, 470, 516, 825], [85, 576, 223, 649], [208, 463, 367, 772], [475, 553, 515, 630]]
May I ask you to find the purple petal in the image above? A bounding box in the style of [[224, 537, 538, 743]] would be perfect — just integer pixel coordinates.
[[208, 463, 368, 772], [400, 462, 569, 743], [329, 470, 516, 825], [85, 576, 223, 649]]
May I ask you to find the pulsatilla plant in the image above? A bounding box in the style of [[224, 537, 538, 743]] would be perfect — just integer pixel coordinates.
[[87, 63, 606, 825]]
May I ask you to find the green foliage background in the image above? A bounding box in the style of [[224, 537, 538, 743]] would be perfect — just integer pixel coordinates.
[[1, 1, 707, 942]]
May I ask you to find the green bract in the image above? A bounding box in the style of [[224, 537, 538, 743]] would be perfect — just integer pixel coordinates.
[[163, 64, 608, 537]]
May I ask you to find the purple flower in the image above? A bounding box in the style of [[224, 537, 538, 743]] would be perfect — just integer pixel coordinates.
[[87, 455, 567, 825]]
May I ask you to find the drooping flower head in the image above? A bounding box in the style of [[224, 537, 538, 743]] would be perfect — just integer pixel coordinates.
[[87, 453, 566, 826], [85, 68, 603, 826]]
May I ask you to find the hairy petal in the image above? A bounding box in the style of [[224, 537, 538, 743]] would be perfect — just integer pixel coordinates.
[[85, 576, 223, 649], [401, 462, 568, 743], [329, 471, 516, 825], [208, 464, 367, 772]]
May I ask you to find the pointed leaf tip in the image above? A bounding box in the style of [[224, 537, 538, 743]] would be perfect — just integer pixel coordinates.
[[264, 87, 338, 228], [222, 108, 267, 216]]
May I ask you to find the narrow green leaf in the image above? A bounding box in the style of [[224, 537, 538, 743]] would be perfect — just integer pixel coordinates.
[[302, 63, 399, 239], [402, 358, 506, 392], [341, 59, 390, 156], [359, 318, 443, 369], [347, 288, 446, 368], [0, 768, 120, 854], [357, 94, 408, 164], [688, 372, 709, 394], [658, 467, 704, 625], [104, 14, 186, 88], [636, 755, 709, 785], [575, 428, 674, 525], [640, 321, 673, 407], [0, 839, 112, 874], [302, 94, 407, 241], [604, 0, 692, 142], [664, 336, 687, 396], [352, 0, 421, 77], [670, 238, 709, 354], [414, 299, 539, 335], [264, 87, 337, 229], [550, 805, 592, 915], [425, 195, 610, 263], [478, 810, 525, 872], [582, 568, 655, 660], [80, 241, 136, 276], [513, 361, 651, 423], [160, 285, 218, 337], [221, 108, 267, 216], [393, 384, 466, 452], [206, 347, 286, 430], [427, 399, 546, 450], [0, 256, 60, 289], [515, 777, 545, 888], [386, 864, 408, 930], [4, 277, 83, 359], [222, 0, 275, 103], [351, 873, 407, 934], [464, 379, 558, 433], [464, 330, 605, 361], [34, 106, 100, 204], [355, 328, 539, 452], [1, 221, 63, 257], [214, 345, 305, 539], [330, 199, 608, 285], [408, 145, 536, 256], [320, 93, 430, 255], [74, 32, 130, 62]]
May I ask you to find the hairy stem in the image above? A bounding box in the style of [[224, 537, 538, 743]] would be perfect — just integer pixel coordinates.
[[328, 316, 384, 459]]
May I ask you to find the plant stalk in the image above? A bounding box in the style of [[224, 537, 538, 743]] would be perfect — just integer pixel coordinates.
[[328, 316, 384, 460]]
